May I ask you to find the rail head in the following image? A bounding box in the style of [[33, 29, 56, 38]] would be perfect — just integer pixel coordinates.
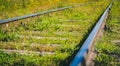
[[70, 1, 113, 66]]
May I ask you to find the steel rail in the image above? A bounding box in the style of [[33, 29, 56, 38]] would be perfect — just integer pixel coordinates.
[[70, 1, 113, 66], [0, 2, 93, 24]]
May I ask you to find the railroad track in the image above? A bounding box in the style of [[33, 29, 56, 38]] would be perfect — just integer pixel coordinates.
[[0, 0, 113, 66]]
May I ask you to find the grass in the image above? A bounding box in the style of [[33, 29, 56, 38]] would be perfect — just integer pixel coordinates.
[[0, 29, 19, 41], [0, 0, 111, 66], [0, 50, 70, 66], [95, 0, 120, 65]]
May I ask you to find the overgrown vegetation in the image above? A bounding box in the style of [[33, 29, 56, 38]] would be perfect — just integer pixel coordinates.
[[95, 0, 120, 65], [0, 0, 111, 66]]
